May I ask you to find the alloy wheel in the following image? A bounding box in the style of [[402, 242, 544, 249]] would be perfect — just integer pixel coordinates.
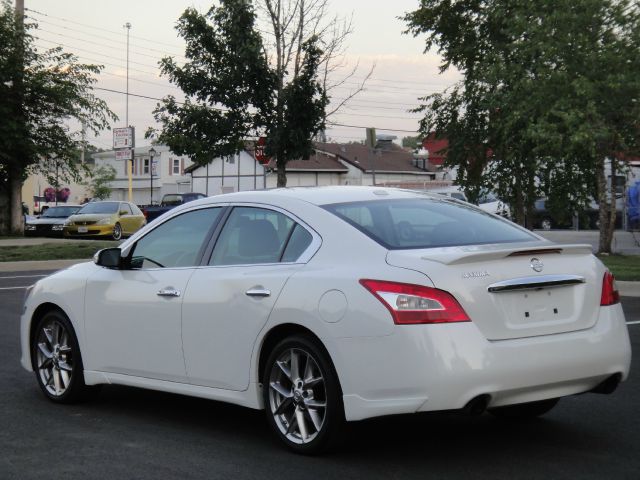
[[35, 319, 74, 397], [268, 348, 327, 445], [112, 223, 122, 240]]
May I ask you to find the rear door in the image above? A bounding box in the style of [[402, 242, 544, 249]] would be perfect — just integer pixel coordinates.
[[181, 205, 316, 390]]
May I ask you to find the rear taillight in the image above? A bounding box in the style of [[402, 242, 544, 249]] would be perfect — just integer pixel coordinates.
[[600, 271, 620, 306], [360, 279, 470, 324]]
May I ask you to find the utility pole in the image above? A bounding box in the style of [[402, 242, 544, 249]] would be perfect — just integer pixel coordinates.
[[124, 22, 133, 202], [9, 0, 25, 232]]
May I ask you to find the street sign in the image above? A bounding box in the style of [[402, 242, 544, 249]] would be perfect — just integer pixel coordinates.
[[151, 159, 158, 176], [115, 149, 133, 161], [113, 127, 134, 149], [255, 137, 270, 165]]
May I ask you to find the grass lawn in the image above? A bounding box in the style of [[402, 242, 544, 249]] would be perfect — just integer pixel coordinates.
[[597, 255, 640, 281], [0, 241, 119, 262]]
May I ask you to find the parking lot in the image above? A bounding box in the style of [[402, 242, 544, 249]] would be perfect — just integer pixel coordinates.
[[1, 269, 638, 479]]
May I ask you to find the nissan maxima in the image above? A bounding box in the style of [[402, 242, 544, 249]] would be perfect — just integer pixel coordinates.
[[20, 187, 631, 453]]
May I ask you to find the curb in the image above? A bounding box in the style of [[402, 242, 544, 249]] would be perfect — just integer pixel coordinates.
[[0, 259, 87, 272]]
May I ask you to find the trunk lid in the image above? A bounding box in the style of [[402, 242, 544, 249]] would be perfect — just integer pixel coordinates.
[[386, 243, 602, 340]]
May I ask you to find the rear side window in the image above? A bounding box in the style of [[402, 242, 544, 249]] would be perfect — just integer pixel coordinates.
[[323, 198, 535, 249], [210, 207, 314, 265]]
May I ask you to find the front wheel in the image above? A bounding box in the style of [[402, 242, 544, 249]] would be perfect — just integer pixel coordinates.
[[31, 309, 99, 403], [112, 223, 122, 240], [263, 335, 344, 454], [489, 398, 559, 419]]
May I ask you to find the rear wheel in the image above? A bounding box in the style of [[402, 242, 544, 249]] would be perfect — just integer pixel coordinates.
[[31, 310, 99, 403], [489, 398, 559, 419], [263, 335, 343, 454]]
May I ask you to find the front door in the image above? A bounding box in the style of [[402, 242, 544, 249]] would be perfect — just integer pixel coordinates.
[[84, 206, 224, 382]]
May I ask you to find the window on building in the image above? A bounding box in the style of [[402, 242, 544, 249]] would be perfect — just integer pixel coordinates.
[[172, 158, 180, 175], [143, 158, 150, 174]]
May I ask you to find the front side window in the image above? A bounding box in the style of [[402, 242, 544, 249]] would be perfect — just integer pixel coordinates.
[[131, 207, 222, 269], [210, 207, 306, 266], [324, 198, 535, 249], [121, 203, 133, 215]]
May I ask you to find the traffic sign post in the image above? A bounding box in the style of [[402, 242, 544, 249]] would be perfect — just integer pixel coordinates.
[[113, 127, 135, 202]]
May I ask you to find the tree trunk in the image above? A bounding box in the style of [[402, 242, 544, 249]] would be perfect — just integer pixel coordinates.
[[276, 159, 287, 187], [0, 188, 10, 236], [513, 176, 526, 226], [9, 165, 24, 235], [596, 157, 612, 254]]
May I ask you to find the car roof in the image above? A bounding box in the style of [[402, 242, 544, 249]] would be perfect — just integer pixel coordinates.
[[189, 186, 444, 208]]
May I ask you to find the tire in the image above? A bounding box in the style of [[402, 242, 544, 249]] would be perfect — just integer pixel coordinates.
[[262, 335, 344, 454], [489, 398, 559, 419], [112, 223, 122, 241], [31, 309, 99, 403]]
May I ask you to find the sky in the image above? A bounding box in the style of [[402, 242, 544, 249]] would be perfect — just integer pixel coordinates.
[[24, 0, 460, 150]]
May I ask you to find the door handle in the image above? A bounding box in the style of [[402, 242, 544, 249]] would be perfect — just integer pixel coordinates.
[[157, 288, 181, 297], [245, 287, 271, 298]]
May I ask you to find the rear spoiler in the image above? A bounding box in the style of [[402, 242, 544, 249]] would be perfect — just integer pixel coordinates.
[[419, 243, 594, 266]]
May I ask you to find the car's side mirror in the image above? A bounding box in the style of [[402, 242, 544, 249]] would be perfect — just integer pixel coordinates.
[[94, 248, 122, 269]]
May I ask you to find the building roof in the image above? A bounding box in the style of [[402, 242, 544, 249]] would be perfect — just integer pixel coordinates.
[[265, 150, 348, 172], [315, 142, 436, 174]]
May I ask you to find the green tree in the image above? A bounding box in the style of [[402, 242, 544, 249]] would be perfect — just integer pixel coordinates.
[[404, 0, 640, 252], [0, 1, 116, 234], [401, 135, 421, 150], [86, 164, 116, 200], [149, 0, 328, 187]]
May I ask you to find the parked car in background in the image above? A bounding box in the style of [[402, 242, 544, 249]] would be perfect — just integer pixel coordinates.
[[476, 190, 510, 218], [64, 201, 146, 240], [141, 192, 206, 222], [24, 205, 81, 237], [532, 198, 623, 230], [428, 186, 468, 202], [21, 187, 630, 453]]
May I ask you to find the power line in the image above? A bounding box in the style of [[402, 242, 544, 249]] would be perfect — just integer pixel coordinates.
[[327, 122, 419, 134], [25, 7, 186, 53]]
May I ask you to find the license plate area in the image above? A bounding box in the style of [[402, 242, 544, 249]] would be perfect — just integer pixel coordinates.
[[78, 226, 88, 233], [497, 287, 576, 329]]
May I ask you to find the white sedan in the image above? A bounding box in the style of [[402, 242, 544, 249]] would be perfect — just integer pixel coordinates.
[[20, 187, 631, 453]]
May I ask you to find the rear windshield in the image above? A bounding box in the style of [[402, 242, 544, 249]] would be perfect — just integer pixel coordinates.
[[323, 198, 535, 249]]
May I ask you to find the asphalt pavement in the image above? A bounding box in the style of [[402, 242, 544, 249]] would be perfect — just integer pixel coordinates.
[[0, 270, 638, 480]]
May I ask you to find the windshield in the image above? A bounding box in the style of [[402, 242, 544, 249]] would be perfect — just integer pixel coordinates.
[[42, 206, 80, 218], [77, 202, 119, 214], [323, 198, 535, 249]]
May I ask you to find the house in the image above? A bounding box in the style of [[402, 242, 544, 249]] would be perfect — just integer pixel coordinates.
[[187, 149, 348, 195], [91, 145, 194, 204], [186, 138, 440, 193]]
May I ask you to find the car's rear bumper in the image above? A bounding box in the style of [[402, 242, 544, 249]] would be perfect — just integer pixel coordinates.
[[337, 304, 631, 421]]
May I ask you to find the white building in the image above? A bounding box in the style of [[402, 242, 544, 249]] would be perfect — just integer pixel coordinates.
[[92, 145, 194, 205], [187, 141, 439, 193]]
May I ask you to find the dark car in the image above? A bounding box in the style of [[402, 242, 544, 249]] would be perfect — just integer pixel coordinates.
[[141, 193, 206, 222], [24, 205, 82, 237]]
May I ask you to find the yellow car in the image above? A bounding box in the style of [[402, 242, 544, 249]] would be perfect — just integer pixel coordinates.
[[64, 201, 146, 240]]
